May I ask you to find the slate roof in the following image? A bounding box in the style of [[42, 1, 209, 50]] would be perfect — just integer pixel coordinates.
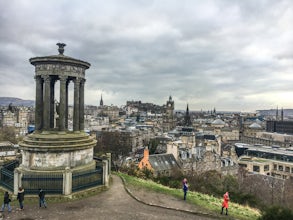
[[196, 134, 216, 140], [149, 154, 180, 171], [249, 122, 262, 129]]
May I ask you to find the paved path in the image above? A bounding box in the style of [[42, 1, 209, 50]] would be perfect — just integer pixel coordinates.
[[2, 175, 218, 220]]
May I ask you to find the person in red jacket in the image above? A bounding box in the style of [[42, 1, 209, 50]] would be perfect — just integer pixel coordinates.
[[221, 192, 229, 215]]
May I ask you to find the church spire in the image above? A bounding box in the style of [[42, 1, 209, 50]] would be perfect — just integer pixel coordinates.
[[100, 94, 103, 106], [276, 106, 279, 120], [184, 103, 192, 127]]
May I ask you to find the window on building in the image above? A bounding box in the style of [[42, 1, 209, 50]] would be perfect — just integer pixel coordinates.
[[239, 163, 247, 168], [264, 165, 269, 171], [253, 166, 260, 172], [274, 164, 277, 170], [285, 167, 290, 172], [279, 165, 283, 171]]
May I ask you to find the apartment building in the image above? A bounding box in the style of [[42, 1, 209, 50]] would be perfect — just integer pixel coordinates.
[[238, 145, 293, 179]]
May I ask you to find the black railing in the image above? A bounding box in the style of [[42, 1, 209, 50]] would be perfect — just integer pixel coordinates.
[[0, 160, 104, 195], [4, 160, 19, 171], [0, 168, 14, 191], [72, 166, 103, 193], [22, 173, 63, 194], [0, 160, 19, 191]]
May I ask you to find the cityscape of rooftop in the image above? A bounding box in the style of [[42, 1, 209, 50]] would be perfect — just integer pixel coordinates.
[[0, 0, 292, 112]]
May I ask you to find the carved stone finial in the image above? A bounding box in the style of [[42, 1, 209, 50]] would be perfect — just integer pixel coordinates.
[[56, 43, 66, 55]]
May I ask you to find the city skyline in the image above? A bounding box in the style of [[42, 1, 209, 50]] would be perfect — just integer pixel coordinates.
[[0, 0, 292, 112]]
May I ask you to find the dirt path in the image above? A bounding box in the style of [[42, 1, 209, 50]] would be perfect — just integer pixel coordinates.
[[2, 175, 219, 220]]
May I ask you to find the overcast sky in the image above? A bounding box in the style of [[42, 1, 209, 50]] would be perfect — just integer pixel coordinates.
[[0, 0, 292, 112]]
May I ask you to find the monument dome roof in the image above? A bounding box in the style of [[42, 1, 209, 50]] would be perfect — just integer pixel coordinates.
[[212, 118, 225, 125], [29, 43, 90, 69], [249, 123, 262, 129]]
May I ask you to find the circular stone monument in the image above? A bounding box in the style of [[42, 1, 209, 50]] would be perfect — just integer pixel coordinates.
[[17, 43, 97, 194]]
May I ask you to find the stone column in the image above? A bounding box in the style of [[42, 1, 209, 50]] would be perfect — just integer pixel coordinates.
[[14, 168, 22, 195], [59, 76, 67, 131], [73, 78, 81, 131], [35, 76, 43, 131], [65, 80, 69, 129], [63, 167, 72, 195], [79, 79, 85, 131], [103, 159, 109, 187], [50, 78, 55, 129], [43, 75, 51, 130], [106, 153, 111, 175]]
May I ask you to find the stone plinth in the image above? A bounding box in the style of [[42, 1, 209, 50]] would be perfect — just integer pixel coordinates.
[[20, 132, 96, 170]]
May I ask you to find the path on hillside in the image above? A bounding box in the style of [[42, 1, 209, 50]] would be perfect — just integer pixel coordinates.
[[3, 175, 218, 220]]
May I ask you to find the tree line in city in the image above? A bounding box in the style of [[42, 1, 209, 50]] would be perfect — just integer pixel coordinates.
[[0, 126, 19, 143]]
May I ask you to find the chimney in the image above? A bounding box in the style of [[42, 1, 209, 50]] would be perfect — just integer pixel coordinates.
[[144, 147, 149, 160]]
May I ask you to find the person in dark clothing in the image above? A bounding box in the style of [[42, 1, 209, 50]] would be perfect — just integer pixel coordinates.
[[182, 178, 188, 201], [17, 187, 25, 210], [1, 191, 11, 212], [38, 189, 47, 208]]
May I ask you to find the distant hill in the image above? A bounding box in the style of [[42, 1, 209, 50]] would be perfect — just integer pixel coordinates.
[[257, 109, 293, 118], [0, 97, 34, 107]]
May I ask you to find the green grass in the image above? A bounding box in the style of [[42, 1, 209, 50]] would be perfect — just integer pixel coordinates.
[[117, 172, 261, 220]]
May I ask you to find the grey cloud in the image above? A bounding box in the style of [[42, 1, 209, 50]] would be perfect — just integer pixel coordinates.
[[0, 0, 292, 111]]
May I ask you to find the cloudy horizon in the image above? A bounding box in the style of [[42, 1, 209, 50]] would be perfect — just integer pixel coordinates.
[[0, 0, 292, 112]]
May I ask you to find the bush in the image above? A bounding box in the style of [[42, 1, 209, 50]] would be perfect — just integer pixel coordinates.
[[258, 206, 293, 220], [137, 167, 154, 180], [228, 191, 259, 208]]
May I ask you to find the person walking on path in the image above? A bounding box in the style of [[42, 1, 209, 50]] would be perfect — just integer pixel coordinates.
[[17, 187, 25, 210], [38, 188, 47, 208], [182, 178, 188, 201], [221, 191, 229, 215], [1, 191, 12, 212]]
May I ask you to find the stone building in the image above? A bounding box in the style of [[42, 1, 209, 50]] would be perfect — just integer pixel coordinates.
[[0, 106, 34, 136], [214, 127, 239, 142], [237, 144, 293, 179], [243, 122, 264, 137], [0, 141, 18, 161], [165, 130, 237, 176], [266, 120, 293, 134], [239, 131, 293, 148], [98, 105, 120, 121], [162, 96, 176, 132], [138, 148, 180, 177]]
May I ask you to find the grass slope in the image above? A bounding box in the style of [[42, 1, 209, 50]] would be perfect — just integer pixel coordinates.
[[117, 172, 261, 220]]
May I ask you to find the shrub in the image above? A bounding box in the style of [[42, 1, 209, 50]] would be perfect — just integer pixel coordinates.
[[258, 206, 293, 220]]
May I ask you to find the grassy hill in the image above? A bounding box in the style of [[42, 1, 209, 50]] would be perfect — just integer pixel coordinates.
[[0, 97, 34, 106], [117, 172, 261, 220]]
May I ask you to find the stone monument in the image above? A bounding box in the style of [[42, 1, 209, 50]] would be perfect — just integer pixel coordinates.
[[16, 43, 98, 195]]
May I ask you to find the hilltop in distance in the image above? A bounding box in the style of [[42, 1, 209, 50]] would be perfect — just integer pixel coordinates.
[[0, 97, 34, 107]]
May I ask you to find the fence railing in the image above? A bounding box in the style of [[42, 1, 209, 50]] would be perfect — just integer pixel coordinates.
[[0, 168, 14, 191], [0, 160, 105, 195], [0, 160, 19, 191], [72, 165, 103, 193], [22, 173, 64, 194]]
